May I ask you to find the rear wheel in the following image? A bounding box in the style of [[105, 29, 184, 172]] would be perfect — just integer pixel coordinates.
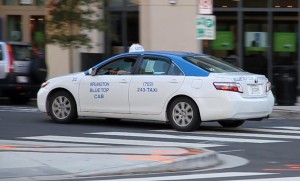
[[167, 97, 201, 132], [48, 91, 77, 123], [218, 120, 245, 128]]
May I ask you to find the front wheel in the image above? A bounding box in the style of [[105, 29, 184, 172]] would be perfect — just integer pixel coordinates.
[[167, 97, 201, 132], [218, 120, 245, 128], [48, 91, 77, 123]]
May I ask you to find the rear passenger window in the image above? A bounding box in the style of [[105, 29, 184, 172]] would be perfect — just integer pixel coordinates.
[[138, 57, 183, 76]]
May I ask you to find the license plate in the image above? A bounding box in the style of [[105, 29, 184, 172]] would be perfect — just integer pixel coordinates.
[[250, 85, 260, 95], [17, 76, 28, 83]]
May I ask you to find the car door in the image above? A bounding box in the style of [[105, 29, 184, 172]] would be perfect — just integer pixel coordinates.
[[79, 56, 138, 113], [129, 55, 185, 115]]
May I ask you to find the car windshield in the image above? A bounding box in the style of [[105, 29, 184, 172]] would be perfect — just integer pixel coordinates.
[[184, 56, 244, 73]]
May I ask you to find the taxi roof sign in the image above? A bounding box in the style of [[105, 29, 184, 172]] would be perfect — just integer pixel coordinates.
[[129, 44, 144, 52]]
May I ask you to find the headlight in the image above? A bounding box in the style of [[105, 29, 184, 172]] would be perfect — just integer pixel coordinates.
[[41, 82, 49, 88]]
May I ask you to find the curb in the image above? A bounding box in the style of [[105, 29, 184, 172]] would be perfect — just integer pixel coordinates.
[[79, 148, 221, 177]]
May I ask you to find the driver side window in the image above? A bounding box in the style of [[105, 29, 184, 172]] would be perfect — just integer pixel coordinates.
[[96, 57, 136, 75]]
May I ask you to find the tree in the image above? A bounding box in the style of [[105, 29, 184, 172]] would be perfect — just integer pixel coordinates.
[[46, 0, 105, 72]]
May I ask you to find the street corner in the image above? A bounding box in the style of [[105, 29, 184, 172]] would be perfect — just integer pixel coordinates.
[[85, 147, 221, 176], [124, 147, 207, 163]]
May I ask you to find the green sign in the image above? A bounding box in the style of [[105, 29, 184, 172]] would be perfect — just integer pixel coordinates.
[[274, 32, 296, 52], [196, 15, 216, 40], [212, 31, 234, 50]]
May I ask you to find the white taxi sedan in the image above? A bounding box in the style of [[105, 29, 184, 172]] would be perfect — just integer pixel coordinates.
[[37, 51, 274, 131]]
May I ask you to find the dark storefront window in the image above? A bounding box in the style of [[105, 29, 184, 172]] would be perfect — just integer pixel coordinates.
[[273, 12, 298, 66], [243, 12, 268, 76], [107, 0, 139, 56], [203, 12, 238, 66], [243, 0, 268, 8], [30, 16, 45, 52], [273, 0, 298, 8], [7, 15, 22, 41], [213, 0, 238, 8]]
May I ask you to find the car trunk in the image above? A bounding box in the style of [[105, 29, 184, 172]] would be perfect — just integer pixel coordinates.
[[212, 72, 269, 98]]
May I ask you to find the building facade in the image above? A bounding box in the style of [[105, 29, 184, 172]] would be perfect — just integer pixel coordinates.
[[0, 0, 46, 50]]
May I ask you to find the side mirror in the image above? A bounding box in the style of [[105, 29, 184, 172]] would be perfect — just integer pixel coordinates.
[[88, 68, 97, 76]]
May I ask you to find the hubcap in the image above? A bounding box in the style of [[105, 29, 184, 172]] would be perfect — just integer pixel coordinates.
[[172, 102, 193, 127], [52, 96, 71, 119]]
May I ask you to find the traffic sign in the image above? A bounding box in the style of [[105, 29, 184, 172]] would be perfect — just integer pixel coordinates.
[[196, 15, 216, 40], [198, 0, 213, 14]]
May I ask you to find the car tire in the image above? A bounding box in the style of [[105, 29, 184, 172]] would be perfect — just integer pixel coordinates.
[[218, 120, 245, 128], [168, 97, 201, 132], [48, 91, 77, 123]]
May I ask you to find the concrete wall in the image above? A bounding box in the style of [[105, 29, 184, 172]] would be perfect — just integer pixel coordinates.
[[140, 0, 202, 53]]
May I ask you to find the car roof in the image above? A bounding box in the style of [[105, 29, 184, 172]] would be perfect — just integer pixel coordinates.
[[125, 51, 207, 57]]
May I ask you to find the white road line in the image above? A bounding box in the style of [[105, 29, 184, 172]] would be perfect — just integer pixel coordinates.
[[154, 130, 300, 140], [224, 176, 300, 181], [216, 128, 300, 134], [21, 136, 223, 148], [98, 172, 275, 181], [88, 132, 285, 144], [0, 106, 38, 113], [272, 126, 300, 130]]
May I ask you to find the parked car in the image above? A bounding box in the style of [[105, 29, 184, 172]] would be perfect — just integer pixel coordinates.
[[0, 41, 47, 104], [37, 50, 274, 131]]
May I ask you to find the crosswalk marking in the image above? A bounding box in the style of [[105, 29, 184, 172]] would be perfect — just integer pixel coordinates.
[[220, 128, 300, 134], [224, 176, 300, 181], [97, 172, 275, 181], [272, 126, 300, 131], [0, 106, 38, 113], [21, 135, 223, 148], [88, 132, 285, 144], [153, 130, 300, 140]]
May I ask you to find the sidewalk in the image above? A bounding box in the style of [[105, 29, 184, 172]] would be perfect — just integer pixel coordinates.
[[0, 140, 220, 181], [271, 105, 300, 119]]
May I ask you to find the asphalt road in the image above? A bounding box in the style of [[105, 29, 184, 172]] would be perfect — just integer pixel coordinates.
[[1, 101, 300, 181]]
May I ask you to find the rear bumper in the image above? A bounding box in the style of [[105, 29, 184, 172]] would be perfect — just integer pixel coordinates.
[[196, 91, 275, 121]]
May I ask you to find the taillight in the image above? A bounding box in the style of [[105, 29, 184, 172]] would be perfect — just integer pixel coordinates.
[[213, 82, 243, 93], [7, 45, 14, 72], [266, 82, 271, 92]]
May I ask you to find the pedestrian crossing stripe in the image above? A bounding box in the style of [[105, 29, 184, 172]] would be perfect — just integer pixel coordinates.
[[272, 126, 300, 131], [223, 176, 300, 181], [97, 172, 275, 181], [21, 135, 224, 148], [0, 106, 38, 113], [215, 127, 300, 134], [153, 129, 300, 140], [88, 132, 286, 144]]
